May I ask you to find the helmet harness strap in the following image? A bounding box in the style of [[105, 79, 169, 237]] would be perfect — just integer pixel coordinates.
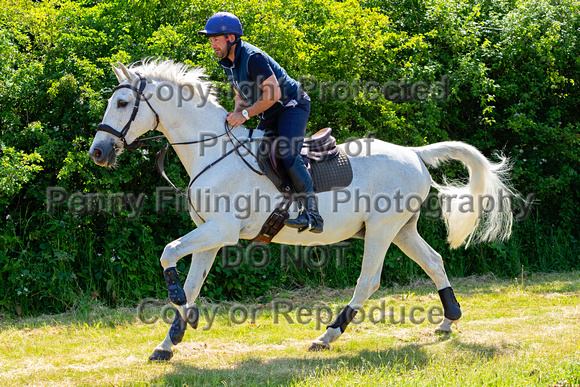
[[225, 34, 239, 59]]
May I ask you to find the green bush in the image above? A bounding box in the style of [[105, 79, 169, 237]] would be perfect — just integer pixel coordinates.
[[0, 0, 578, 316]]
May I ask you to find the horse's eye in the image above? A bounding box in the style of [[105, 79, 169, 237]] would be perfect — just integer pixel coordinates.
[[117, 100, 128, 108]]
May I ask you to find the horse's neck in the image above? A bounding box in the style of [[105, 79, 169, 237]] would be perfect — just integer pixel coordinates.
[[160, 104, 261, 179]]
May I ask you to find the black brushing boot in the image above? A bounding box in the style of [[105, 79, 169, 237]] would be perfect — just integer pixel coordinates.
[[164, 267, 186, 306], [438, 287, 462, 320], [284, 156, 324, 233]]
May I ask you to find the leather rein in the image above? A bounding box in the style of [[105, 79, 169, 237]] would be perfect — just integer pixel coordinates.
[[95, 73, 264, 223]]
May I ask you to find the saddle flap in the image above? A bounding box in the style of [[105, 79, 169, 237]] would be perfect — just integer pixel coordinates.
[[259, 139, 291, 192]]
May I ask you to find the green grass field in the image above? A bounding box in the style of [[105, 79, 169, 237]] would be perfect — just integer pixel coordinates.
[[1, 272, 579, 386]]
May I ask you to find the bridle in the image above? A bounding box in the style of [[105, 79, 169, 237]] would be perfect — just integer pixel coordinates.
[[96, 73, 162, 150], [95, 72, 265, 223]]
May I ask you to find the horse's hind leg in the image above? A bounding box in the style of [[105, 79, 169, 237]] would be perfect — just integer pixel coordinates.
[[309, 224, 398, 351], [149, 248, 219, 361], [392, 213, 461, 333]]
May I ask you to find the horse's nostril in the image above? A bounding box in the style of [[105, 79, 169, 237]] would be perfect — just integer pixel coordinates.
[[95, 148, 102, 158]]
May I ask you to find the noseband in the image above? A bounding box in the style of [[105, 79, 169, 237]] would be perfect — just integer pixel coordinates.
[[96, 73, 161, 150]]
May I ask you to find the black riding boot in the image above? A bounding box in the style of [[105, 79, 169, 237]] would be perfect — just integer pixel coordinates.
[[284, 156, 324, 233]]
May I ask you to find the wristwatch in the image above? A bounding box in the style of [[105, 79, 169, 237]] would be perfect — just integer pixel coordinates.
[[241, 109, 250, 120]]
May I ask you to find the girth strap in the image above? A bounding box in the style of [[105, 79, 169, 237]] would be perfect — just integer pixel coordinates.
[[250, 197, 291, 244]]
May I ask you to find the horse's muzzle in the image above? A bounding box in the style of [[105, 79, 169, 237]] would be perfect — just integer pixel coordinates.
[[89, 140, 117, 167]]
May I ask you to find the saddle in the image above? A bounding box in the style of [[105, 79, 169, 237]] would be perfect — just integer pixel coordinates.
[[252, 128, 353, 244], [258, 128, 353, 194]]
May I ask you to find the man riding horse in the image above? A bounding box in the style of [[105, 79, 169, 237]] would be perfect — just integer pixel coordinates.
[[89, 11, 517, 361], [198, 12, 324, 233]]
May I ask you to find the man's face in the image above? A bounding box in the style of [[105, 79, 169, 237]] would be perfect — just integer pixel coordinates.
[[209, 35, 231, 59]]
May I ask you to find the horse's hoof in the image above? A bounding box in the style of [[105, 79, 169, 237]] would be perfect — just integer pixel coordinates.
[[434, 328, 451, 336], [308, 342, 330, 352], [149, 349, 173, 361]]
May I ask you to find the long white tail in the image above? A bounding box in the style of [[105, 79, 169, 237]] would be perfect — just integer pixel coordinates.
[[412, 141, 516, 249]]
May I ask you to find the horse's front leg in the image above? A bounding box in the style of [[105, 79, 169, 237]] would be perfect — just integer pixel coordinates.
[[159, 219, 237, 305], [149, 248, 220, 361], [148, 220, 238, 361]]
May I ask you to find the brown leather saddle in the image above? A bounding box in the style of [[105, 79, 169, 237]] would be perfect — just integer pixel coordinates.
[[252, 128, 353, 244], [258, 128, 353, 194]]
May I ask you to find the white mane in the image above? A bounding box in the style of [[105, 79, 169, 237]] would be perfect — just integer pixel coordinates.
[[129, 59, 220, 106]]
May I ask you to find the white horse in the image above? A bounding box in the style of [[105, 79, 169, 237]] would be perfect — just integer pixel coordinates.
[[89, 60, 516, 361]]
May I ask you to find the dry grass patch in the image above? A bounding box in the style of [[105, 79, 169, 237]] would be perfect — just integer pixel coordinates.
[[1, 272, 580, 386]]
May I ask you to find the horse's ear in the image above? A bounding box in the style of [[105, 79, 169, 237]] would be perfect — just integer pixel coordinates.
[[117, 62, 136, 82], [111, 63, 125, 83]]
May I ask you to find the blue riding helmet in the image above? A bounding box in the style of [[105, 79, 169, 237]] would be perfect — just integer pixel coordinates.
[[198, 12, 244, 37]]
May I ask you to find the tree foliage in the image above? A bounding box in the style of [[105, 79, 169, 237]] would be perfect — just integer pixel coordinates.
[[0, 0, 578, 315]]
